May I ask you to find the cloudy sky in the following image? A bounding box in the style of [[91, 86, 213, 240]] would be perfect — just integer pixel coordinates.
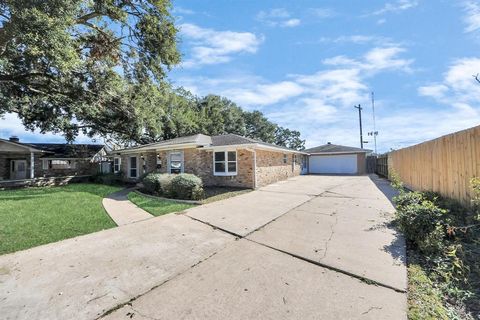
[[2, 0, 480, 152]]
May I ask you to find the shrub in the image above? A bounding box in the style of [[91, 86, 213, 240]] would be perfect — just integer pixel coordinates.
[[157, 174, 175, 197], [91, 173, 123, 186], [393, 191, 447, 254], [170, 173, 204, 200], [142, 173, 163, 195], [141, 173, 175, 197]]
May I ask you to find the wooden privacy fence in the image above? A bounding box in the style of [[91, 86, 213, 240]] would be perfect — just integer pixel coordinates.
[[388, 125, 480, 206]]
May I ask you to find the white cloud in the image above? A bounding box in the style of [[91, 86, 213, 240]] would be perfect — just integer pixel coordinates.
[[419, 57, 480, 106], [0, 113, 95, 143], [173, 6, 195, 15], [283, 19, 301, 27], [256, 8, 301, 28], [176, 46, 420, 151], [318, 35, 397, 46], [370, 0, 418, 16], [308, 8, 335, 18], [462, 1, 480, 33], [322, 46, 413, 73], [179, 23, 263, 68]]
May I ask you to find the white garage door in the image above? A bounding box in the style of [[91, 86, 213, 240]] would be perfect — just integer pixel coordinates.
[[309, 154, 358, 174]]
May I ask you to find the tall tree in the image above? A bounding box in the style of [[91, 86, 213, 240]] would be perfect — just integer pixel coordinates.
[[243, 110, 277, 143], [0, 0, 180, 141], [275, 127, 305, 150]]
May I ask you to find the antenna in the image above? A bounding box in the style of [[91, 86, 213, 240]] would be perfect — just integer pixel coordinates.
[[367, 91, 379, 154]]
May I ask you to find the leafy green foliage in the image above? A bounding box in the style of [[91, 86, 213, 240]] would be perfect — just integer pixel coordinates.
[[0, 0, 180, 141], [394, 191, 447, 254], [91, 172, 123, 186], [170, 173, 204, 200], [141, 172, 204, 200], [141, 172, 174, 197], [392, 176, 480, 318]]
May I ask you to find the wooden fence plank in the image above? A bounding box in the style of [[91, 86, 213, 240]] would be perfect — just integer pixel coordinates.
[[388, 125, 480, 206]]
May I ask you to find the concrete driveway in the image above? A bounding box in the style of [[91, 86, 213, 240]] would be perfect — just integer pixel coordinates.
[[0, 175, 406, 320]]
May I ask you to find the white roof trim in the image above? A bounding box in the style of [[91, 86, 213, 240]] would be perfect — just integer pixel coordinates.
[[309, 150, 369, 155]]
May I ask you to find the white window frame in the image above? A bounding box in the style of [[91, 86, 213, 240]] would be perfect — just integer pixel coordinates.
[[283, 154, 288, 164], [168, 151, 184, 174], [128, 155, 138, 178], [213, 150, 237, 176], [113, 157, 121, 173]]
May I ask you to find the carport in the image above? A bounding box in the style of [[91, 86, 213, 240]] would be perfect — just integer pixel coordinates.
[[305, 143, 371, 174]]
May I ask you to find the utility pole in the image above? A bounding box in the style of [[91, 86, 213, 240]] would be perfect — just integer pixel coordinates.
[[354, 104, 364, 149]]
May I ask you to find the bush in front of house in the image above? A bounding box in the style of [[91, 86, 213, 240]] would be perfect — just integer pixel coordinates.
[[142, 173, 163, 195], [141, 173, 203, 200], [170, 173, 204, 200], [92, 172, 124, 186]]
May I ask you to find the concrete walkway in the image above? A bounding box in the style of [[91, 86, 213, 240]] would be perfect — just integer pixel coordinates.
[[102, 189, 153, 225], [0, 175, 406, 320]]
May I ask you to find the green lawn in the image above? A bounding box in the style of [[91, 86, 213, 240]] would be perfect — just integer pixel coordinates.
[[128, 192, 195, 216], [0, 183, 121, 255]]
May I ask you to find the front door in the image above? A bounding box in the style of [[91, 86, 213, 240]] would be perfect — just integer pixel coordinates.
[[11, 160, 27, 180]]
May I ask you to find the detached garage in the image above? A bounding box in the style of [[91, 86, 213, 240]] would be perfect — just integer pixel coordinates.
[[304, 143, 371, 175]]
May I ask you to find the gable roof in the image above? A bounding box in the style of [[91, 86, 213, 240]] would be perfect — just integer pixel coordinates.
[[0, 138, 45, 153], [113, 133, 306, 154], [26, 143, 105, 158], [304, 143, 371, 154]]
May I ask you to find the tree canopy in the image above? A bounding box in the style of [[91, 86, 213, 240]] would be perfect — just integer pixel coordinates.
[[0, 0, 305, 150]]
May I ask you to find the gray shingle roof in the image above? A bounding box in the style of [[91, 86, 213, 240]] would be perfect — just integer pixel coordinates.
[[114, 133, 303, 153], [304, 143, 371, 154], [117, 134, 212, 151], [26, 143, 104, 158], [211, 134, 301, 152]]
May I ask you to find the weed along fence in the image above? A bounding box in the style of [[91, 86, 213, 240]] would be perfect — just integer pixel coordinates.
[[387, 125, 480, 206]]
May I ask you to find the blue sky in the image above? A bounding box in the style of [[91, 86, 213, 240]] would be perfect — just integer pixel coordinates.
[[1, 0, 480, 152]]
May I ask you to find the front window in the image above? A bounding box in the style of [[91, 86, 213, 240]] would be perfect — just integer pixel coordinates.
[[283, 154, 288, 164], [114, 157, 121, 173], [214, 151, 237, 176], [43, 159, 76, 169], [169, 151, 183, 174], [129, 156, 137, 178]]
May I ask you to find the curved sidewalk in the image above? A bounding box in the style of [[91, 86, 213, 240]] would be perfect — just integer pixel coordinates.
[[102, 188, 153, 226]]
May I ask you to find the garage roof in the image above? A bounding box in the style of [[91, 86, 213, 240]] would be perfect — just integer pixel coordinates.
[[305, 143, 371, 154]]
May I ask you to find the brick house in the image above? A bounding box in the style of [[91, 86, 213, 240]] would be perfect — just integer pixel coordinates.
[[112, 134, 308, 188], [0, 136, 106, 182]]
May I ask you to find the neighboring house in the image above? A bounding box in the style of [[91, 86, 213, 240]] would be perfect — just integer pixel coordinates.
[[112, 133, 308, 189], [0, 136, 106, 181], [305, 143, 371, 175]]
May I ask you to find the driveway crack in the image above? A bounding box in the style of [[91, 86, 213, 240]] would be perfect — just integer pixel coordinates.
[[320, 213, 338, 261]]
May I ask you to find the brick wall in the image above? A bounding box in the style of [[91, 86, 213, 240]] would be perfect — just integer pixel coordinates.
[[184, 148, 255, 188], [255, 150, 302, 187], [117, 147, 302, 189]]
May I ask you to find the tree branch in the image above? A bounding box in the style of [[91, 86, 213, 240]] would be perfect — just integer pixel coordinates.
[[474, 74, 480, 84]]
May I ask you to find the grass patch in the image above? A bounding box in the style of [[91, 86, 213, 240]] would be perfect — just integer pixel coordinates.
[[408, 262, 449, 320], [0, 183, 121, 255], [201, 186, 251, 204], [128, 192, 195, 216]]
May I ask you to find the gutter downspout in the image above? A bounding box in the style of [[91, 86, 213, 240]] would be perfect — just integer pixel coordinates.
[[246, 147, 257, 189], [253, 149, 257, 189]]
